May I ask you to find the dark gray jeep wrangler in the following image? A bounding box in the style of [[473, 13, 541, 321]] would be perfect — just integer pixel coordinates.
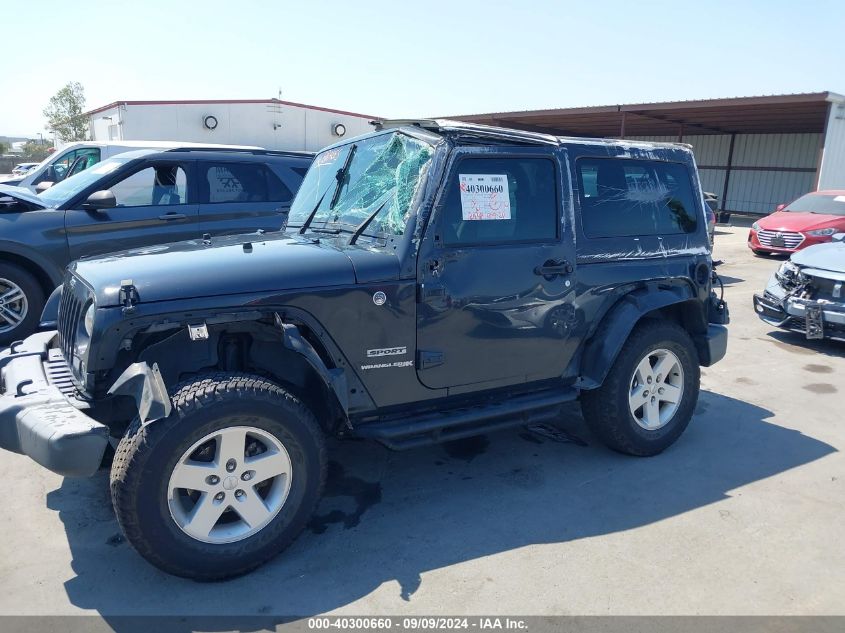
[[0, 121, 728, 579]]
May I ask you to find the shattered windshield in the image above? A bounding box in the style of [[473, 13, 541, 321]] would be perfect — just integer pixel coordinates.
[[288, 132, 433, 237]]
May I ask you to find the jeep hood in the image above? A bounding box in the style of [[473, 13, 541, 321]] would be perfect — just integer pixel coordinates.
[[70, 232, 371, 307], [791, 240, 845, 274]]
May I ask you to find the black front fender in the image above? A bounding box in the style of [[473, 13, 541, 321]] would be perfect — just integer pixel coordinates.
[[577, 286, 698, 389]]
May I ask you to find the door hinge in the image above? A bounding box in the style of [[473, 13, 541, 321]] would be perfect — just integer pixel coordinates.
[[417, 350, 444, 370]]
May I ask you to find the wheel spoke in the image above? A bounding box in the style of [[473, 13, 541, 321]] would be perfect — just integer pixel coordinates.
[[216, 427, 248, 465], [170, 461, 217, 491], [0, 305, 23, 326], [0, 288, 24, 303], [652, 353, 676, 382], [634, 356, 653, 384], [660, 384, 682, 404], [184, 493, 227, 539], [232, 489, 272, 528], [643, 398, 661, 429], [629, 384, 647, 412], [247, 449, 291, 484]]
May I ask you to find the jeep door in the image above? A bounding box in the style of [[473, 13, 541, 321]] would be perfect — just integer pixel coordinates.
[[197, 160, 295, 236], [415, 147, 580, 391], [65, 160, 200, 260]]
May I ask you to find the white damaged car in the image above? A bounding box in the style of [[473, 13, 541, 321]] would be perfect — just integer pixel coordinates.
[[753, 233, 845, 342]]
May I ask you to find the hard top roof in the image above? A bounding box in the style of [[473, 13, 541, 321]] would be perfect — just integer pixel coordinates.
[[372, 119, 692, 151]]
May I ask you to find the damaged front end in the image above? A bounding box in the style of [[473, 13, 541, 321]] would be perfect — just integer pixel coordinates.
[[753, 258, 845, 342]]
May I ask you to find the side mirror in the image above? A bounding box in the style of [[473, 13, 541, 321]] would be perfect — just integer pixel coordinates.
[[775, 203, 786, 212], [82, 190, 117, 210], [832, 233, 845, 243], [35, 181, 53, 193]]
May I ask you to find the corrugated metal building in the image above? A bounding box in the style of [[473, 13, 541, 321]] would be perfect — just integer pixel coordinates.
[[452, 93, 845, 215]]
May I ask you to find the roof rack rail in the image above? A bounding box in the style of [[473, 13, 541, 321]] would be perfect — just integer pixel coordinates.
[[166, 147, 315, 158]]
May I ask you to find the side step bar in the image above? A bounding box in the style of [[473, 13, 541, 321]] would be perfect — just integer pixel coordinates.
[[354, 389, 578, 450]]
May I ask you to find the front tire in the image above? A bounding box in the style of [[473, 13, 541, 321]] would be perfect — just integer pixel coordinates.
[[110, 373, 326, 580], [581, 320, 700, 456], [0, 263, 44, 346]]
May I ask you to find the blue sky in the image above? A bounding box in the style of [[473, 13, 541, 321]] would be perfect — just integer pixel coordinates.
[[4, 0, 844, 137]]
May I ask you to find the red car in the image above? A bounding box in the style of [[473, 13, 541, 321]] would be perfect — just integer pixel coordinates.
[[748, 190, 845, 254]]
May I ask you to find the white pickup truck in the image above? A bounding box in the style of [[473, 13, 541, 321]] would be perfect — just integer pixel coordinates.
[[1, 140, 262, 193]]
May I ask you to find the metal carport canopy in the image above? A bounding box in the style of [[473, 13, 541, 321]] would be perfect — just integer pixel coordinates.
[[449, 92, 840, 138]]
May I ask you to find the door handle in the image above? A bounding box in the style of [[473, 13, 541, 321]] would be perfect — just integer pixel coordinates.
[[158, 212, 187, 221], [534, 259, 573, 277]]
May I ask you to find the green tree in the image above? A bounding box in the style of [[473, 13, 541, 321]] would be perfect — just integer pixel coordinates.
[[21, 141, 52, 161], [43, 81, 88, 142], [0, 141, 8, 155]]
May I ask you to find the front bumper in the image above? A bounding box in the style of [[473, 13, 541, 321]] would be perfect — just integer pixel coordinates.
[[0, 331, 108, 477], [753, 289, 845, 342]]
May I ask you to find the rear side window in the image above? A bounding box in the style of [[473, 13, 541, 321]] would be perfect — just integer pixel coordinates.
[[577, 158, 698, 238], [441, 157, 558, 246], [201, 163, 292, 204]]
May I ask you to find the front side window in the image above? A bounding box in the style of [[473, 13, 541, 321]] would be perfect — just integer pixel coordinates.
[[201, 163, 292, 204], [288, 132, 434, 237], [577, 158, 698, 238], [49, 148, 102, 182], [441, 157, 558, 246], [39, 157, 129, 207], [110, 165, 187, 207]]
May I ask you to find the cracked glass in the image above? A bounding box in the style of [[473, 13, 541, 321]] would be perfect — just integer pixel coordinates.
[[288, 132, 433, 237]]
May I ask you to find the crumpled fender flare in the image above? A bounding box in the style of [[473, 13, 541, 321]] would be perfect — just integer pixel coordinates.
[[577, 286, 695, 390], [39, 285, 63, 330], [276, 315, 349, 415], [107, 361, 173, 425]]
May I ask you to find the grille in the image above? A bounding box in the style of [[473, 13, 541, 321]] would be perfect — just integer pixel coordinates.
[[757, 229, 804, 249], [806, 275, 844, 301], [56, 276, 90, 383], [44, 347, 76, 397]]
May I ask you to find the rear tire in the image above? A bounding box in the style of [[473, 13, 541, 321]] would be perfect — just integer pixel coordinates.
[[581, 320, 699, 456], [0, 262, 44, 346], [110, 373, 326, 580]]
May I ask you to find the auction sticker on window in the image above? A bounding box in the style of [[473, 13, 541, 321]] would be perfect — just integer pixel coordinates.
[[459, 174, 511, 220]]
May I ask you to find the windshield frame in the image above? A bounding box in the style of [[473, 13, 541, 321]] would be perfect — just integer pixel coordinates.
[[287, 128, 439, 244]]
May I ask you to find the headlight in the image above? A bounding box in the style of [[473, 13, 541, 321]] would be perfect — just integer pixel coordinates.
[[775, 260, 800, 287], [751, 222, 760, 231], [74, 303, 96, 357], [806, 227, 836, 237], [83, 303, 95, 337]]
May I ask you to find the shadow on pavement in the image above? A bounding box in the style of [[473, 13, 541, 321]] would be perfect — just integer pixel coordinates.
[[763, 329, 845, 360], [45, 389, 835, 629]]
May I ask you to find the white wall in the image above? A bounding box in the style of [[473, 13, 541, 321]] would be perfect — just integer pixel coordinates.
[[818, 100, 845, 190], [88, 102, 374, 152]]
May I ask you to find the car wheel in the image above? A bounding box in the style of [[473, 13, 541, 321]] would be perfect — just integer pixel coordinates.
[[110, 373, 327, 580], [581, 320, 699, 456], [0, 263, 44, 346]]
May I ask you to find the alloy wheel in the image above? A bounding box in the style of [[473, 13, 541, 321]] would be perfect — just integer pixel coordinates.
[[167, 426, 292, 544]]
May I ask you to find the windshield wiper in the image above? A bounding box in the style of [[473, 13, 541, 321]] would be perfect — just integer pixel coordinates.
[[299, 145, 357, 235], [350, 194, 392, 245], [299, 187, 331, 235], [329, 144, 357, 210]]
